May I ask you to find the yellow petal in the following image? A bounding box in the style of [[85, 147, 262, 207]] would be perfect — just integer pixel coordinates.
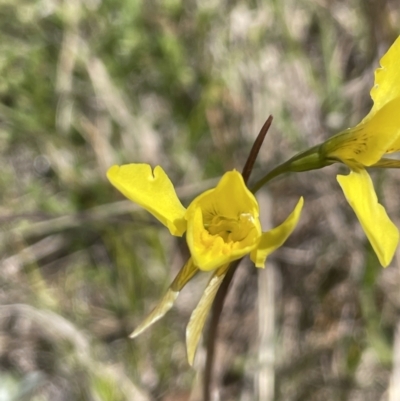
[[384, 104, 400, 153], [250, 197, 304, 268], [130, 258, 198, 338], [107, 164, 187, 236], [337, 169, 399, 267], [185, 171, 262, 271], [322, 98, 400, 166], [186, 264, 229, 366], [129, 288, 178, 339], [190, 170, 259, 220], [170, 257, 199, 292], [368, 36, 400, 118]]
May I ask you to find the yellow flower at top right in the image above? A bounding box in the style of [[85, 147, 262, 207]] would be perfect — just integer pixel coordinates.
[[320, 36, 400, 266]]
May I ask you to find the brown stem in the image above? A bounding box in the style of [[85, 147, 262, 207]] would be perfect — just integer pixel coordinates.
[[241, 116, 273, 184], [202, 116, 273, 401]]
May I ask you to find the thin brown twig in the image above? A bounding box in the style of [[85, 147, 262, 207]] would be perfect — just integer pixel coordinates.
[[241, 115, 273, 184], [203, 115, 273, 401]]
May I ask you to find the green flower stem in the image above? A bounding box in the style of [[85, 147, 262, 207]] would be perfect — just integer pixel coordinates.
[[251, 145, 333, 193]]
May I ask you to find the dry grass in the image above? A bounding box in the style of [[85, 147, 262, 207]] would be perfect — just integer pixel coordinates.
[[0, 0, 400, 400]]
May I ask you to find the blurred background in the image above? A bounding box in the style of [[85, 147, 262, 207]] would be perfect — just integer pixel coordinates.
[[1, 0, 400, 400]]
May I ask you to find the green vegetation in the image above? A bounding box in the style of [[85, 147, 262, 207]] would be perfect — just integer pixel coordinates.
[[1, 0, 399, 399]]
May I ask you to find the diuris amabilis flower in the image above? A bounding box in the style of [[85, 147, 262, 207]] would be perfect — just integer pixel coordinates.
[[107, 164, 303, 364], [321, 36, 400, 267], [254, 36, 400, 267]]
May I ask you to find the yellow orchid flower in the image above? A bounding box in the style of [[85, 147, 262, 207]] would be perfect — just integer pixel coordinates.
[[254, 36, 400, 267], [107, 164, 303, 364], [320, 36, 400, 267]]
